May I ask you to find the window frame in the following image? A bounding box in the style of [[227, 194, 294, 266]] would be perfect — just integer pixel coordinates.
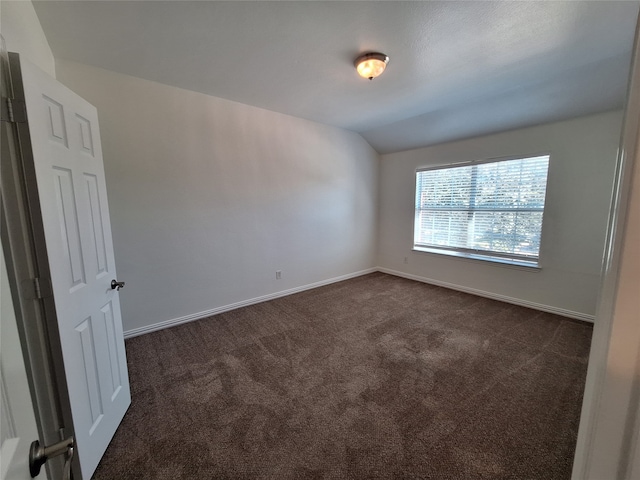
[[412, 153, 551, 269]]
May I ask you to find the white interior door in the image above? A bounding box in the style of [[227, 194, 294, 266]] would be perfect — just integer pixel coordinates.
[[15, 54, 131, 479], [0, 252, 47, 480]]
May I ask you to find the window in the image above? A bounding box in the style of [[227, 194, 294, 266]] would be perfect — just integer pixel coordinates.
[[414, 155, 550, 267]]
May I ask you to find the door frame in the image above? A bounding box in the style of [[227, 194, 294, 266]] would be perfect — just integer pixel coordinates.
[[1, 51, 76, 479], [571, 12, 640, 480]]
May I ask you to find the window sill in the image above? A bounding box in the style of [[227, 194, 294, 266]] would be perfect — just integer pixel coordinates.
[[412, 246, 542, 271]]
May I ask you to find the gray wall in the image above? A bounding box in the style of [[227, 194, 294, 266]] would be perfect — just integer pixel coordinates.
[[56, 59, 379, 335], [1, 0, 55, 77], [377, 111, 623, 320], [8, 1, 622, 327]]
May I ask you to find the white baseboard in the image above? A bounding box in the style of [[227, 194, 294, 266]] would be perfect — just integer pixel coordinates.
[[377, 267, 595, 323], [125, 265, 594, 339], [123, 268, 377, 338]]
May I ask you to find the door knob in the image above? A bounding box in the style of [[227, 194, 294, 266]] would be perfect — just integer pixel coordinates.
[[111, 279, 125, 291], [29, 436, 74, 478]]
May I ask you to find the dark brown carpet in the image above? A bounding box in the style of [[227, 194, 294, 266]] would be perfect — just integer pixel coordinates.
[[92, 272, 592, 479]]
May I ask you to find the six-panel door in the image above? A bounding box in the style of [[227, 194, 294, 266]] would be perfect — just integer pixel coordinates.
[[18, 55, 130, 480]]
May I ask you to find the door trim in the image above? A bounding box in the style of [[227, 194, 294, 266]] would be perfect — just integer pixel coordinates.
[[571, 12, 640, 480]]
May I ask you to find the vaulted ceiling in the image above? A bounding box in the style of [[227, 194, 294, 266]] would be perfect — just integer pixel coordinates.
[[33, 1, 639, 153]]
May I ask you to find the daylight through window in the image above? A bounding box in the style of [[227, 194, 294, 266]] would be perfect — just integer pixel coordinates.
[[414, 155, 550, 266]]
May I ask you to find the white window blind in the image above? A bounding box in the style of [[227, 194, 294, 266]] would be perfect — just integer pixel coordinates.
[[414, 155, 550, 266]]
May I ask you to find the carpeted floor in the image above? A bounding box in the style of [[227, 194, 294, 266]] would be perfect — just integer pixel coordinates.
[[92, 272, 592, 479]]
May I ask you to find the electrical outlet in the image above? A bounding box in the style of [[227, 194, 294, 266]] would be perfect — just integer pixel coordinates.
[[276, 270, 282, 280], [404, 257, 408, 264]]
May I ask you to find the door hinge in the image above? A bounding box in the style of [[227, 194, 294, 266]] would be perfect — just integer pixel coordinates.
[[34, 277, 53, 299], [0, 97, 27, 123], [34, 277, 43, 299], [21, 277, 53, 300]]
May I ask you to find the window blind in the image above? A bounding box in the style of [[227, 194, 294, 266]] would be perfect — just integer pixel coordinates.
[[414, 155, 550, 264]]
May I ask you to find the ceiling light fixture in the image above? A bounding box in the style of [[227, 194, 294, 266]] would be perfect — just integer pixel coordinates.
[[354, 52, 389, 80]]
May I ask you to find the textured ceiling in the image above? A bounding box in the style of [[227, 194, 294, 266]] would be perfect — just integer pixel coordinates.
[[32, 1, 639, 153]]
